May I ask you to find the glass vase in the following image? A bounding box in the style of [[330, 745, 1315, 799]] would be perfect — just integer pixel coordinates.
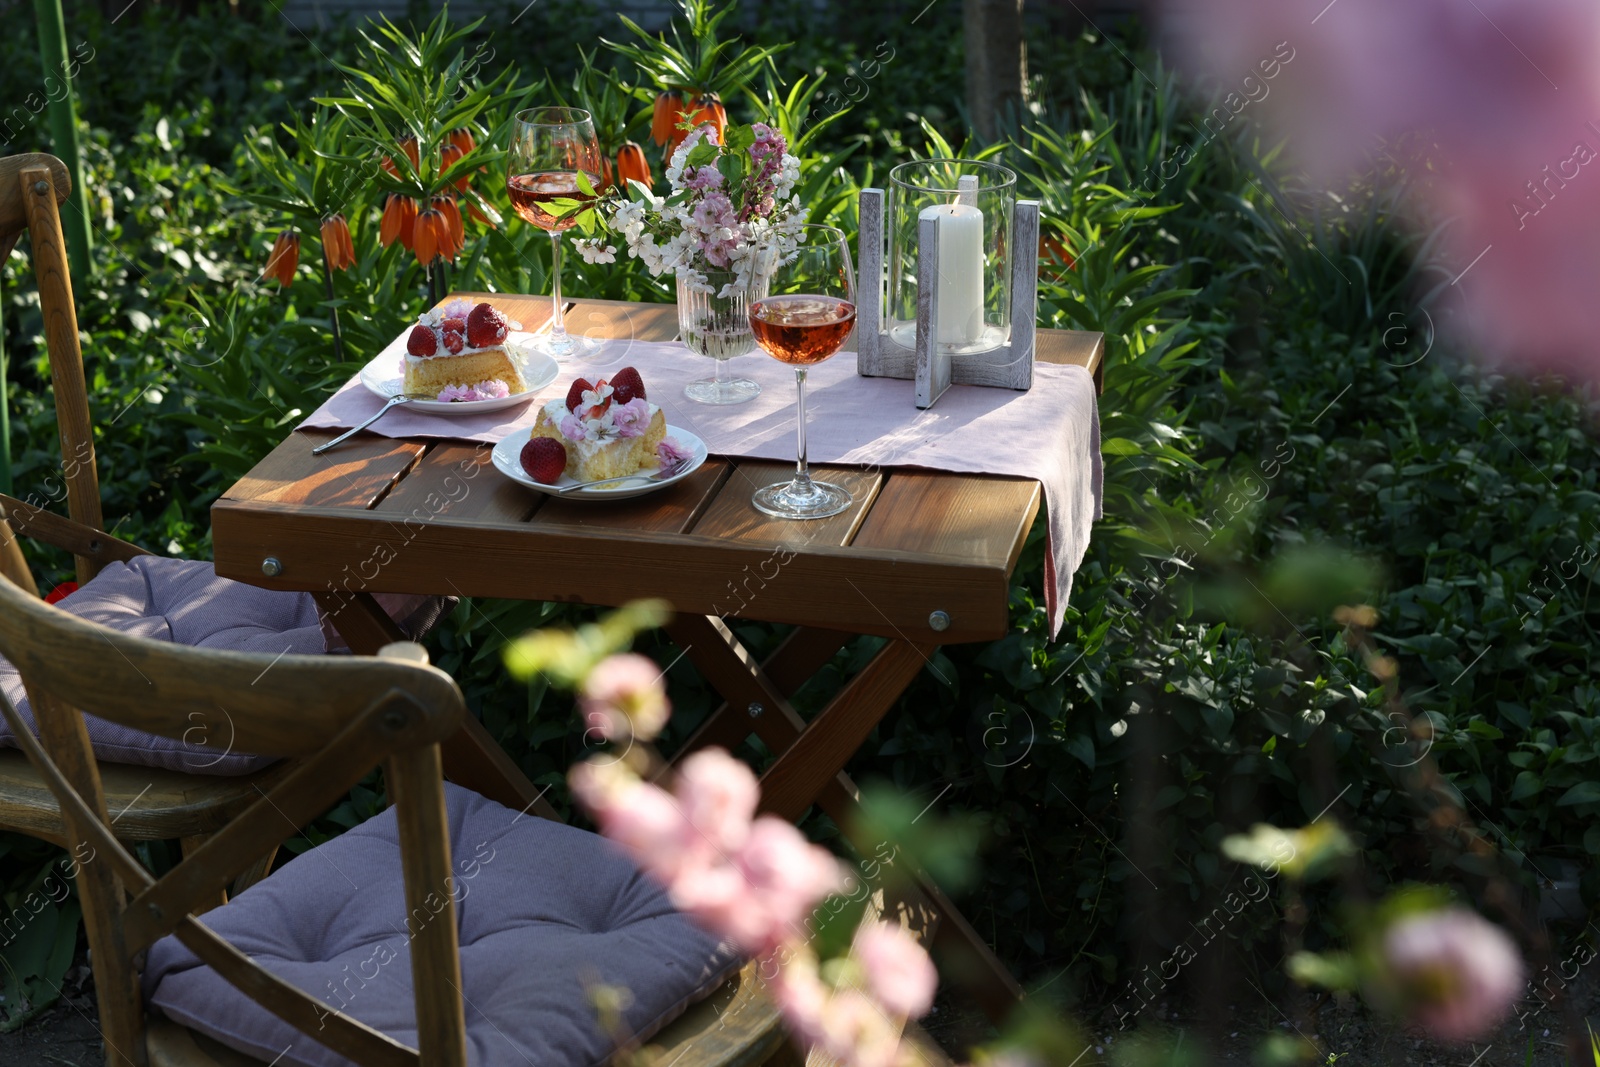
[[678, 269, 767, 405]]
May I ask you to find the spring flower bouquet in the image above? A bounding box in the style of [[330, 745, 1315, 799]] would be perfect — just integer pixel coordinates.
[[569, 121, 806, 297]]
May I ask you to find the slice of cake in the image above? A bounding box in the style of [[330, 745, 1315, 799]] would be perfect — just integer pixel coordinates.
[[403, 299, 526, 399], [529, 366, 666, 482]]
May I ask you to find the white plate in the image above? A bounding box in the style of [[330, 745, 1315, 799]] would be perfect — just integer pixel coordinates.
[[492, 425, 708, 500], [359, 331, 560, 414]]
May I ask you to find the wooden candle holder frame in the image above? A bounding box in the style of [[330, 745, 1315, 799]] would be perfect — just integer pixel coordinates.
[[855, 183, 1041, 408]]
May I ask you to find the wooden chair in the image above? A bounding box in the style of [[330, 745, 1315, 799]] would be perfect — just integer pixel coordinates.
[[0, 153, 418, 894], [0, 569, 789, 1067]]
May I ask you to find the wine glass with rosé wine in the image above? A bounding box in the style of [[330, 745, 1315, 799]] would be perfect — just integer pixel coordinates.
[[507, 107, 603, 359], [747, 225, 858, 520]]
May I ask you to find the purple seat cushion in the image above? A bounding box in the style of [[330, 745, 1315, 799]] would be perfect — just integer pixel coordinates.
[[143, 783, 739, 1067], [0, 557, 328, 775], [0, 557, 454, 776]]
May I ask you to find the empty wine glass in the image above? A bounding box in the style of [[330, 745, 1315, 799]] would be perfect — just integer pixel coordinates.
[[747, 225, 857, 520], [507, 107, 602, 359]]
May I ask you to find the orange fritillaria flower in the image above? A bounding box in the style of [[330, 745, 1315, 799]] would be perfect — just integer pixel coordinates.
[[379, 194, 418, 251], [380, 135, 422, 178], [670, 92, 726, 153], [320, 214, 355, 272], [448, 127, 475, 156], [413, 207, 444, 266], [440, 143, 472, 194], [616, 141, 652, 188], [263, 230, 299, 286], [651, 89, 684, 146], [434, 196, 465, 260]]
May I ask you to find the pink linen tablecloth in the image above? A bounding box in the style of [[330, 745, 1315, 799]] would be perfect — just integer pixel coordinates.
[[299, 339, 1102, 637]]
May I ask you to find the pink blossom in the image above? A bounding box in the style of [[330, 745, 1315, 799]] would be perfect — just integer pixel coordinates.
[[683, 165, 724, 192], [657, 437, 694, 469], [675, 749, 760, 854], [693, 191, 736, 233], [570, 762, 695, 881], [579, 652, 670, 742], [769, 951, 830, 1045], [437, 383, 476, 403], [853, 922, 937, 1018], [732, 817, 848, 953], [558, 413, 588, 441], [1379, 908, 1524, 1043], [611, 397, 653, 439], [473, 379, 510, 399], [1158, 0, 1600, 378], [815, 990, 901, 1067]]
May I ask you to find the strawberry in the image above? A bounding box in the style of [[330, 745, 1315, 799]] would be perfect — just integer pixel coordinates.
[[440, 316, 467, 335], [405, 324, 438, 356], [565, 377, 593, 412], [520, 437, 567, 484], [466, 302, 510, 348], [441, 329, 464, 354], [610, 366, 646, 405]]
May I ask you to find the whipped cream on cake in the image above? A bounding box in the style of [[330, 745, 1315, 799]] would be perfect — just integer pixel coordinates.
[[402, 299, 526, 400]]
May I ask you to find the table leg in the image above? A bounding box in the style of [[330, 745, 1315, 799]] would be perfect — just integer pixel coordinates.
[[317, 592, 561, 822], [662, 614, 1025, 1023]]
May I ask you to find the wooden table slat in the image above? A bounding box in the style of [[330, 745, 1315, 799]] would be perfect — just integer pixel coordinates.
[[374, 442, 541, 526], [688, 460, 884, 549], [851, 471, 1041, 572], [229, 431, 427, 510]]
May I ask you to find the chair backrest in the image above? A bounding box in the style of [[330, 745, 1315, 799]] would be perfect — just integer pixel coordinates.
[[0, 572, 474, 1067], [0, 153, 104, 585]]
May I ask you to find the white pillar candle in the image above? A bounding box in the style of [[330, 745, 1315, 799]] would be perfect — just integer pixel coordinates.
[[920, 203, 985, 346]]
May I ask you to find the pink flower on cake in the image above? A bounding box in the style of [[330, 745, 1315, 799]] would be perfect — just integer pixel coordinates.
[[558, 413, 588, 441], [473, 379, 510, 400], [611, 397, 652, 439], [658, 437, 694, 468], [437, 383, 476, 403]]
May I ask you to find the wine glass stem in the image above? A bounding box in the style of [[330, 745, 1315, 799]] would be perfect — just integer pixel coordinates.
[[793, 368, 812, 490], [714, 350, 731, 388], [549, 233, 567, 341]]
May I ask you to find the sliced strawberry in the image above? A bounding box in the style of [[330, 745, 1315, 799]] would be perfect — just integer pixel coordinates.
[[565, 377, 593, 412], [441, 329, 465, 354], [440, 316, 467, 334], [406, 324, 438, 356], [520, 437, 567, 484], [610, 366, 646, 404], [466, 302, 510, 348]]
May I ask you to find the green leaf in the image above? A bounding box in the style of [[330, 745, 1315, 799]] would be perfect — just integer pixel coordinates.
[[1557, 781, 1600, 807], [575, 170, 597, 197], [684, 142, 719, 168]]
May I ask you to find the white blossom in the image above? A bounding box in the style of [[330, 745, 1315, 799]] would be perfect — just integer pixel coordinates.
[[573, 239, 618, 265]]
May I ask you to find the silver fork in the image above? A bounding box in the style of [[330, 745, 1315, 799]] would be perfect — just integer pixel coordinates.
[[552, 459, 691, 494], [312, 393, 432, 456]]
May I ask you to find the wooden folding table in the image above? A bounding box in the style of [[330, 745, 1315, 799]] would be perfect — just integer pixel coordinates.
[[209, 293, 1103, 1021]]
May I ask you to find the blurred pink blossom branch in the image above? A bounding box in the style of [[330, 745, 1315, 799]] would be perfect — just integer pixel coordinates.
[[1160, 0, 1600, 379]]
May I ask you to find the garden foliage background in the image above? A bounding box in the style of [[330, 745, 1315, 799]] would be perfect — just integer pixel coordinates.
[[1, 0, 1598, 1031]]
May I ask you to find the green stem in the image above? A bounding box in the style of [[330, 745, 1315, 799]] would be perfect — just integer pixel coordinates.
[[321, 249, 345, 364], [33, 0, 92, 283]]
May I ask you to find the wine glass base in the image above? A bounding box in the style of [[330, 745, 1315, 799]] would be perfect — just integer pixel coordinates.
[[684, 376, 762, 405], [536, 331, 593, 361], [751, 479, 852, 521]]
